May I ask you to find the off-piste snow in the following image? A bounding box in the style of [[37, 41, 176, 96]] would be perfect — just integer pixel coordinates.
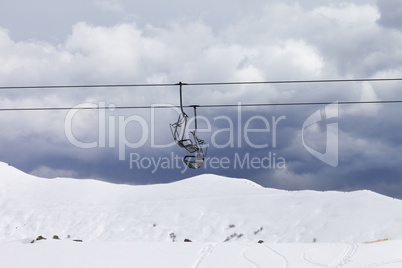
[[1, 161, 402, 267]]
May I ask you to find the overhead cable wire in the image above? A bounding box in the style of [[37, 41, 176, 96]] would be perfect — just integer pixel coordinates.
[[1, 77, 402, 90], [183, 77, 402, 86], [1, 100, 401, 112]]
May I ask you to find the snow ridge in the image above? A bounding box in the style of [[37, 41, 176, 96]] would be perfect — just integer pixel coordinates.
[[1, 162, 401, 244]]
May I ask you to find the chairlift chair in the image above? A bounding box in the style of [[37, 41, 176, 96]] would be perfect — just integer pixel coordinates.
[[183, 128, 208, 169], [170, 83, 208, 169]]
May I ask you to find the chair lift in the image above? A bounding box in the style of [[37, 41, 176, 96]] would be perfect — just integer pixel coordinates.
[[170, 82, 208, 169]]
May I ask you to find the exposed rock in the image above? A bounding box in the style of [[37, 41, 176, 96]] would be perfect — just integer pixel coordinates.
[[36, 236, 47, 241]]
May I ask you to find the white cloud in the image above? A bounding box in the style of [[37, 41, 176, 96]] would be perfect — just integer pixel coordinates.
[[313, 3, 380, 28], [342, 82, 382, 116], [0, 1, 402, 192]]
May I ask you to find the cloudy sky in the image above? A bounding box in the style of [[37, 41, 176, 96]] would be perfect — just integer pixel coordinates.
[[1, 0, 402, 198]]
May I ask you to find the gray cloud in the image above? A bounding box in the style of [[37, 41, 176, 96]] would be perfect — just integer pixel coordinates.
[[377, 0, 402, 31], [0, 1, 402, 198]]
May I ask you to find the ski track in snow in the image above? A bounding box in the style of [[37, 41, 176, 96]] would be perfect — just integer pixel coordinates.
[[264, 244, 288, 268], [234, 242, 282, 268], [303, 244, 359, 268], [192, 243, 215, 268], [361, 248, 402, 268], [303, 245, 333, 267], [364, 258, 402, 268], [241, 247, 261, 268], [332, 244, 359, 267], [303, 256, 327, 267]]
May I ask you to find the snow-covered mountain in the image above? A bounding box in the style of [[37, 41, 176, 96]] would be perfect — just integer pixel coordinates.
[[1, 161, 401, 244]]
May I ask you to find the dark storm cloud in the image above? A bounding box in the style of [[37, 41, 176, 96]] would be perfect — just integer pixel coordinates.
[[1, 0, 402, 199], [377, 0, 402, 31]]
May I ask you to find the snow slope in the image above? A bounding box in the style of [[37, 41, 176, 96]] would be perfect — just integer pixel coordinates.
[[1, 161, 401, 244], [2, 161, 402, 267], [2, 240, 402, 268]]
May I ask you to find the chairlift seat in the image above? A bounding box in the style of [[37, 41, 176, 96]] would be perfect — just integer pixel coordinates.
[[176, 139, 199, 153], [184, 153, 204, 169]]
